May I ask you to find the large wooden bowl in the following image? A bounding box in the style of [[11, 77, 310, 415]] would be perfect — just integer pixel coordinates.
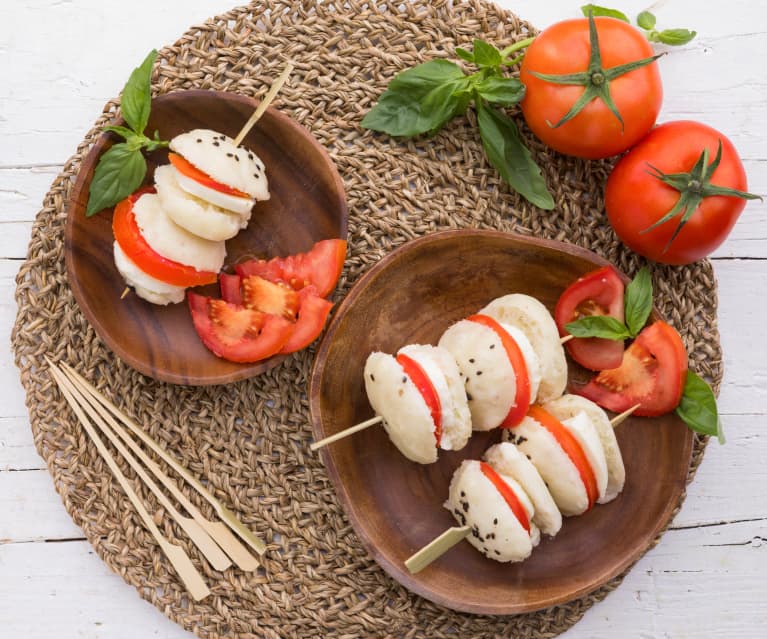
[[66, 90, 347, 385], [309, 229, 693, 615]]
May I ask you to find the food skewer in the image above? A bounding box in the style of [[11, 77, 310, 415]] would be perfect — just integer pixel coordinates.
[[59, 361, 267, 556], [310, 415, 383, 451], [46, 361, 211, 600], [58, 363, 259, 571], [233, 62, 294, 146]]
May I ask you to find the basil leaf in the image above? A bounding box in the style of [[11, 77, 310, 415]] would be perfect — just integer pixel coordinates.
[[104, 125, 138, 141], [624, 266, 653, 336], [580, 4, 629, 22], [474, 76, 525, 106], [86, 143, 147, 216], [565, 315, 631, 340], [655, 28, 697, 46], [476, 103, 555, 210], [387, 59, 466, 94], [472, 39, 503, 68], [456, 47, 475, 63], [637, 11, 656, 30], [675, 371, 722, 440], [121, 49, 157, 135]]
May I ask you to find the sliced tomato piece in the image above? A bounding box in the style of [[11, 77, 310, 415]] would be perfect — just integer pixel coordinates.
[[479, 462, 531, 534], [113, 189, 217, 287], [241, 275, 299, 319], [555, 265, 625, 371], [526, 406, 599, 510], [219, 273, 242, 305], [168, 152, 249, 198], [236, 239, 347, 298], [279, 287, 333, 354], [577, 321, 688, 417], [188, 292, 293, 363], [467, 314, 531, 428], [395, 352, 442, 446]]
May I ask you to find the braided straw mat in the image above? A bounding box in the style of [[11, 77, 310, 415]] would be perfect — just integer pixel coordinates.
[[12, 1, 721, 637]]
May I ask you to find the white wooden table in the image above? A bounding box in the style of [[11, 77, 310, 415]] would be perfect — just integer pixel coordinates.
[[1, 1, 765, 636]]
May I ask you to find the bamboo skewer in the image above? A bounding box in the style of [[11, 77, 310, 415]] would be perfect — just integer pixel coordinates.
[[610, 403, 640, 427], [59, 362, 267, 556], [47, 362, 210, 601], [560, 334, 575, 344], [58, 365, 258, 572], [233, 62, 294, 146], [310, 415, 383, 451]]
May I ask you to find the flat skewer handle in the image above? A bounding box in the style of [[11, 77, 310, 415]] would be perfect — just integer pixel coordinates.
[[310, 415, 383, 451], [405, 526, 471, 574]]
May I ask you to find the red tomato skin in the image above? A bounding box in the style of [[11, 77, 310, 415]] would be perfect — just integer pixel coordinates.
[[520, 17, 662, 159], [219, 273, 242, 305], [606, 121, 749, 264], [479, 462, 531, 534], [279, 287, 334, 354], [395, 352, 443, 445]]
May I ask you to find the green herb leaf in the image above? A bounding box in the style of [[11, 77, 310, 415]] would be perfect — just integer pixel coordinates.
[[455, 47, 475, 63], [624, 267, 653, 336], [104, 125, 139, 141], [472, 39, 503, 68], [86, 143, 147, 216], [120, 49, 157, 135], [580, 4, 629, 22], [565, 315, 632, 340], [476, 103, 554, 210], [474, 76, 525, 106], [653, 28, 697, 46], [636, 10, 656, 30], [675, 371, 722, 441]]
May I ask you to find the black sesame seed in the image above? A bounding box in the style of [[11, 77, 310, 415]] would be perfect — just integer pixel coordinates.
[[476, 371, 483, 376], [213, 141, 220, 147], [234, 155, 240, 162], [226, 152, 234, 157], [462, 502, 469, 512], [495, 550, 501, 555], [402, 376, 407, 383], [466, 393, 473, 401], [460, 491, 465, 497], [370, 374, 375, 382], [526, 454, 532, 460], [489, 344, 495, 349], [196, 138, 202, 143], [493, 518, 498, 525], [253, 173, 260, 178], [469, 358, 475, 363], [248, 153, 254, 160]]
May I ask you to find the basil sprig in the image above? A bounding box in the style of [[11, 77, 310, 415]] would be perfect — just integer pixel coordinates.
[[676, 371, 725, 443], [362, 39, 555, 210], [86, 50, 169, 216], [580, 5, 697, 46]]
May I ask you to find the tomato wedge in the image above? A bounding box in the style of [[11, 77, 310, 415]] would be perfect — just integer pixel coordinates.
[[236, 239, 347, 298], [555, 265, 625, 370], [527, 406, 599, 510], [113, 189, 217, 287], [219, 273, 243, 305], [279, 287, 333, 354], [168, 152, 250, 198], [396, 352, 443, 446], [188, 292, 293, 363], [577, 321, 688, 417], [242, 275, 300, 319], [479, 462, 531, 534], [467, 314, 531, 428]]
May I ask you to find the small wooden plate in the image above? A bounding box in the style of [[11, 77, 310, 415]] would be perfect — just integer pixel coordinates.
[[66, 90, 347, 385], [309, 229, 693, 615]]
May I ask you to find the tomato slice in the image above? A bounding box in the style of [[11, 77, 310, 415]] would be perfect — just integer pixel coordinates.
[[526, 406, 599, 510], [555, 265, 626, 370], [236, 239, 347, 298], [168, 153, 250, 198], [467, 314, 531, 428], [279, 287, 334, 354], [242, 275, 300, 319], [577, 321, 688, 417], [113, 189, 218, 287], [479, 462, 531, 534], [188, 292, 293, 363], [395, 352, 443, 446], [219, 273, 243, 305]]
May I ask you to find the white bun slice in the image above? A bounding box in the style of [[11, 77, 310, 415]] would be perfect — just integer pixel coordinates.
[[560, 412, 608, 503], [170, 128, 269, 201], [444, 460, 539, 562], [132, 192, 226, 273], [545, 394, 625, 503], [154, 165, 243, 241], [483, 442, 562, 537], [173, 169, 255, 218], [397, 344, 471, 452], [113, 242, 185, 305], [363, 351, 438, 464], [479, 294, 567, 403]]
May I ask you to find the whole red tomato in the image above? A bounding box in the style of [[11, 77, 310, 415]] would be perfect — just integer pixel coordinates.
[[605, 121, 755, 264], [520, 17, 662, 159]]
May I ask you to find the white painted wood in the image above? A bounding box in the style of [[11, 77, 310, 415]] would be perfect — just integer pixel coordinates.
[[1, 0, 765, 637]]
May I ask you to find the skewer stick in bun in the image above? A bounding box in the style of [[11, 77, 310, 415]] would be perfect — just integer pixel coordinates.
[[560, 334, 574, 344], [310, 415, 383, 451], [233, 62, 294, 146]]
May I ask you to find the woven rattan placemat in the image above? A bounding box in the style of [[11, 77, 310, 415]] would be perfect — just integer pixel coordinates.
[[12, 1, 721, 637]]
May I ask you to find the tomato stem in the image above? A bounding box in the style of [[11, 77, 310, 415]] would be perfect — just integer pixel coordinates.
[[500, 37, 535, 59]]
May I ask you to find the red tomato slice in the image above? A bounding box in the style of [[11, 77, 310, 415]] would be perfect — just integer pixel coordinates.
[[555, 265, 625, 370], [577, 321, 688, 417], [395, 352, 443, 446], [188, 292, 293, 363], [219, 273, 242, 305], [236, 239, 347, 298], [241, 275, 300, 319], [113, 189, 218, 287], [168, 153, 250, 198], [479, 462, 531, 534], [468, 314, 531, 428], [279, 287, 334, 354], [527, 406, 599, 509]]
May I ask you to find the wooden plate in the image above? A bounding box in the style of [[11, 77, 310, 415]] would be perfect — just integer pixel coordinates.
[[66, 90, 347, 385], [309, 229, 693, 615]]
